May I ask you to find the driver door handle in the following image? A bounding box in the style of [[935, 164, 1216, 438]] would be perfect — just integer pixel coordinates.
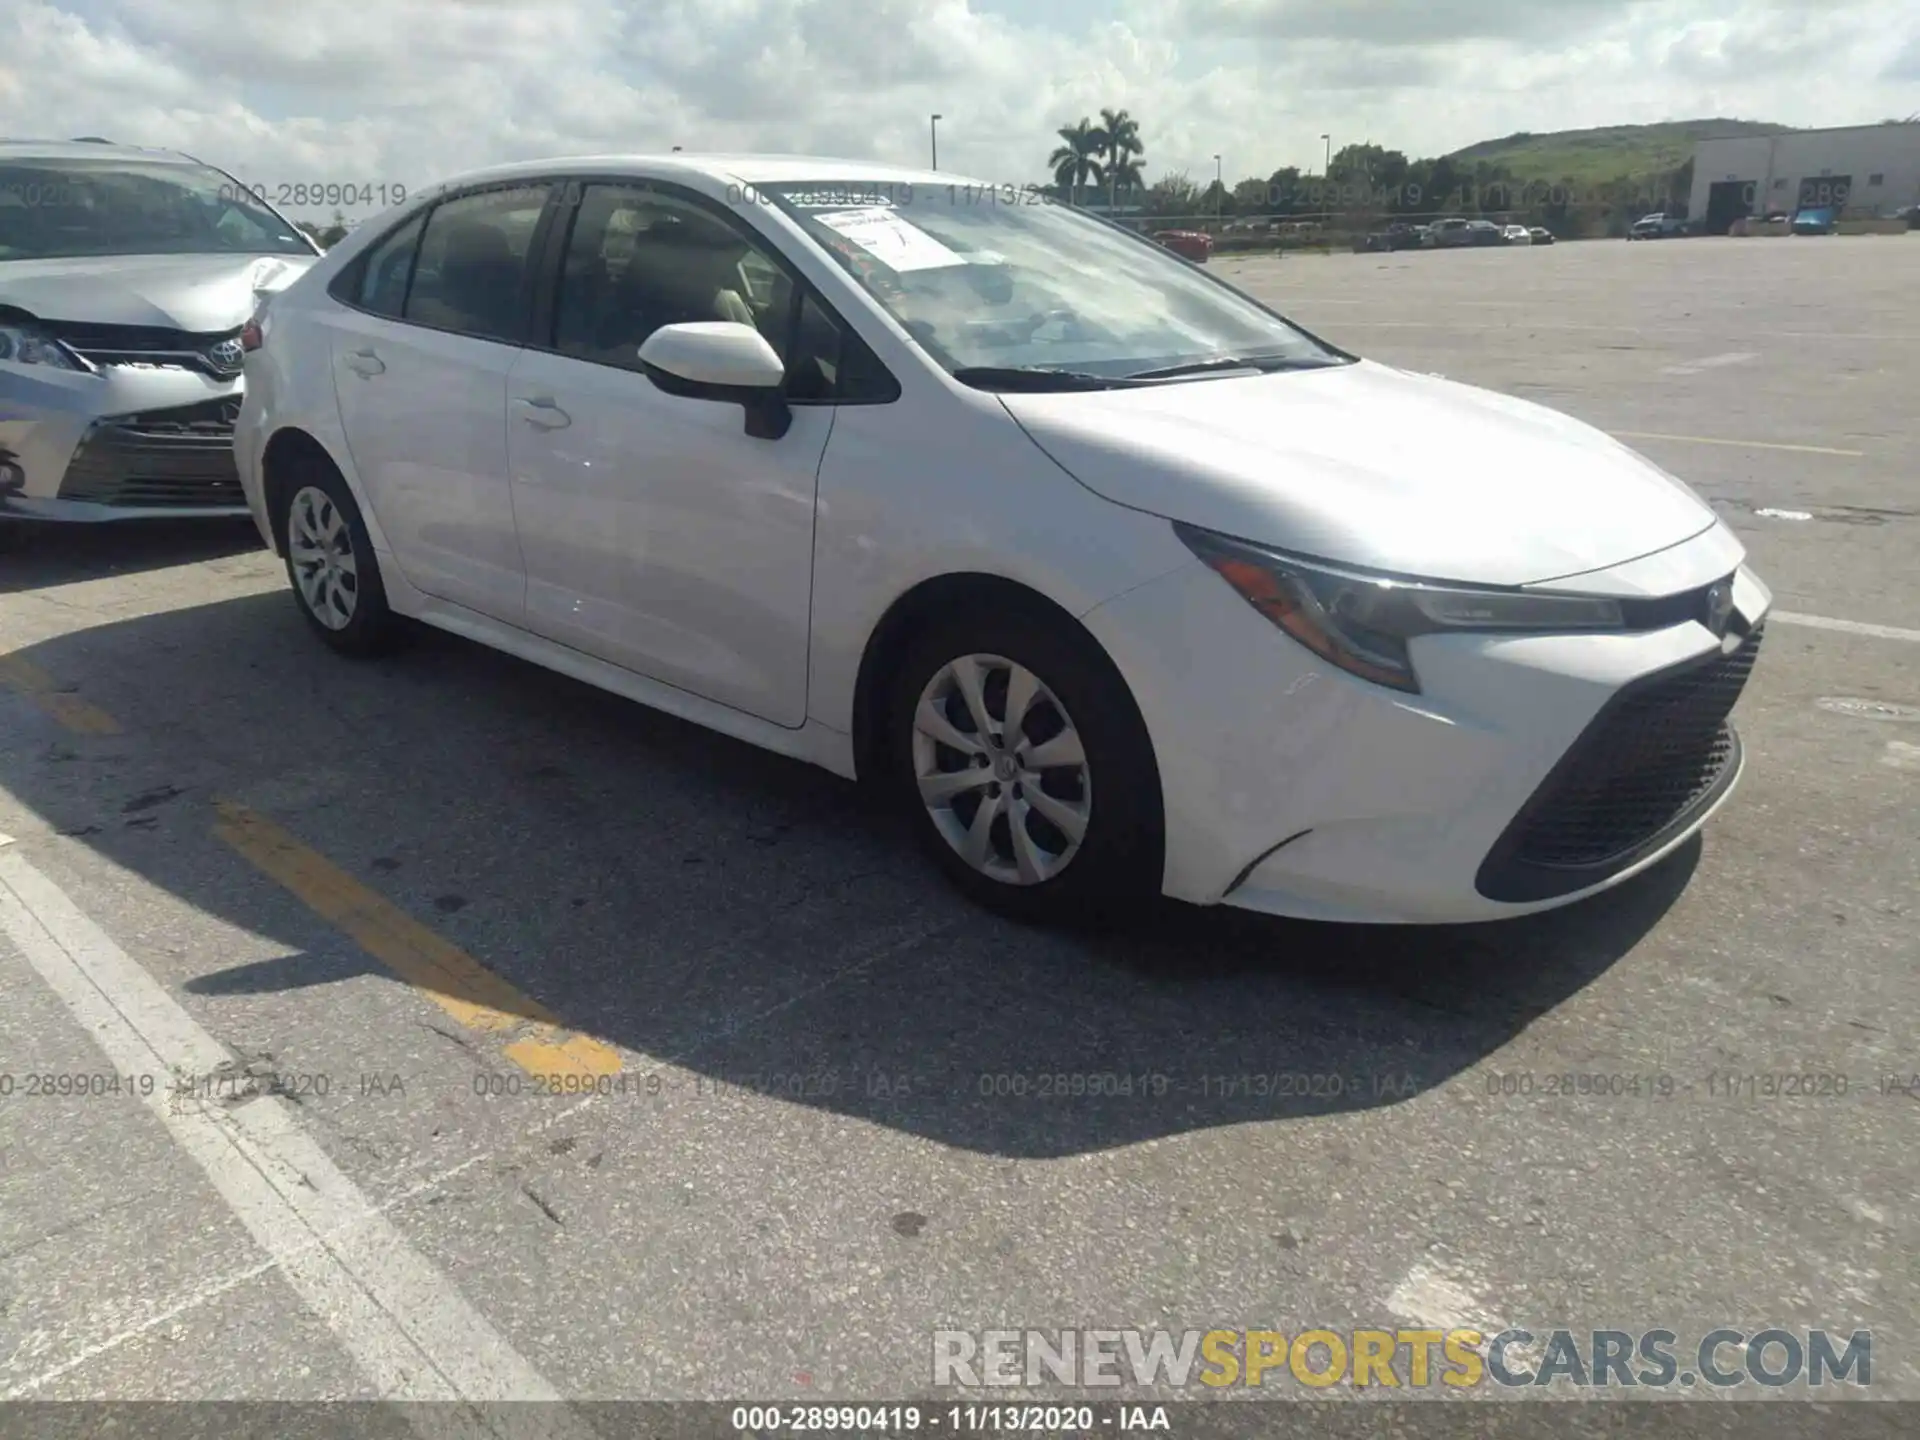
[[344, 348, 385, 377], [514, 395, 572, 430]]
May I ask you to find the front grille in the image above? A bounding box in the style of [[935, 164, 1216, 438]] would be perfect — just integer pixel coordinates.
[[56, 397, 245, 508], [44, 321, 242, 377], [1477, 628, 1763, 901]]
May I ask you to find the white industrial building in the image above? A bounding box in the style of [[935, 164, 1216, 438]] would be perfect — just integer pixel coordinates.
[[1688, 121, 1920, 232]]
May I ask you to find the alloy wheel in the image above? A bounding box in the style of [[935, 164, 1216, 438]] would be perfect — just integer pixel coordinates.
[[288, 485, 358, 630], [911, 653, 1092, 885]]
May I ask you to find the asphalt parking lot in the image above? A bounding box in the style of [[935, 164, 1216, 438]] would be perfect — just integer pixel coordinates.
[[2, 235, 1916, 1427]]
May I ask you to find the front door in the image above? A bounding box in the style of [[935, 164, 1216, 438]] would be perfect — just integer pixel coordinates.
[[505, 182, 858, 728]]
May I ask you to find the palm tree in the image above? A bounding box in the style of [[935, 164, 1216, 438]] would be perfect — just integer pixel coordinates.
[[1105, 154, 1146, 211], [1049, 118, 1104, 206], [1096, 108, 1144, 212]]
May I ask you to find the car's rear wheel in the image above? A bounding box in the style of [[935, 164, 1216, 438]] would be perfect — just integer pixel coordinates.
[[280, 461, 395, 656], [886, 605, 1163, 926]]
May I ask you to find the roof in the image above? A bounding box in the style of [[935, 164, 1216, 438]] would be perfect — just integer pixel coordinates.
[[0, 139, 195, 162], [417, 152, 966, 194]]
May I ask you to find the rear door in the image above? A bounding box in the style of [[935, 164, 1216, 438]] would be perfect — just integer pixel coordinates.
[[327, 181, 554, 621]]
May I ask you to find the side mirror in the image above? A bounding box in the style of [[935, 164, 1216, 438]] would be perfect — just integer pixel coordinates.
[[637, 322, 792, 440]]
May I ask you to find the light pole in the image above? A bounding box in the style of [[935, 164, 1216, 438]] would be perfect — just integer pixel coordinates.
[[1213, 153, 1222, 220], [930, 114, 942, 171], [1322, 134, 1332, 176]]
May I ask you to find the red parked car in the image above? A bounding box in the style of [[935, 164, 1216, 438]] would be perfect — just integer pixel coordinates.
[[1152, 229, 1212, 262]]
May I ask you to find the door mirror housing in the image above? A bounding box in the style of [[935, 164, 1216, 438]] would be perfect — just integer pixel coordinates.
[[638, 322, 792, 439]]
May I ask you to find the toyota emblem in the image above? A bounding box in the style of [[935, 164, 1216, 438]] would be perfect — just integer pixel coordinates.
[[206, 337, 246, 375]]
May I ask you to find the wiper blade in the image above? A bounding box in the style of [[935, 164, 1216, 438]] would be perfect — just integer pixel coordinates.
[[1124, 355, 1346, 380], [951, 365, 1145, 392]]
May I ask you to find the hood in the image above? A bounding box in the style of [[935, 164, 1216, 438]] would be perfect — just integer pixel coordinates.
[[0, 253, 319, 332], [1001, 359, 1718, 587]]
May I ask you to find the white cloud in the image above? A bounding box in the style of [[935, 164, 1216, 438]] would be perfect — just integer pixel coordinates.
[[1, 0, 1915, 215]]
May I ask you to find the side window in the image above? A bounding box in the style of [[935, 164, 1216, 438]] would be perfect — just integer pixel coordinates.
[[553, 184, 793, 372], [553, 182, 896, 402], [403, 185, 551, 343], [351, 212, 426, 317]]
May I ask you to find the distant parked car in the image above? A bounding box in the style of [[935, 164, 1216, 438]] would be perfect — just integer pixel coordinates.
[[1354, 222, 1423, 253], [1429, 217, 1473, 248], [1790, 207, 1836, 235], [1629, 213, 1688, 240], [1153, 229, 1212, 262], [1413, 224, 1436, 247], [1528, 227, 1556, 245], [1465, 219, 1504, 246], [1501, 224, 1532, 245]]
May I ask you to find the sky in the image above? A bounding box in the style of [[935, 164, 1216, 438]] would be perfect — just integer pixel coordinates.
[[2, 0, 1917, 216]]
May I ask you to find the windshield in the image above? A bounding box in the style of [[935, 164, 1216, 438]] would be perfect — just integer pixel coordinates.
[[758, 180, 1343, 382], [0, 158, 315, 261]]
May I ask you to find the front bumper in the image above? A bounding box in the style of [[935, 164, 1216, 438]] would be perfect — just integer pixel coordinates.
[[1079, 527, 1771, 924], [1, 363, 250, 521]]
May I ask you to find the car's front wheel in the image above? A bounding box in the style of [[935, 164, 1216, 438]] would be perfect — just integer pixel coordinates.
[[886, 605, 1163, 926], [280, 459, 396, 656]]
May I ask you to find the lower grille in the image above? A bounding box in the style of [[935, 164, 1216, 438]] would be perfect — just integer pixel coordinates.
[[1476, 627, 1763, 902], [56, 398, 245, 509]]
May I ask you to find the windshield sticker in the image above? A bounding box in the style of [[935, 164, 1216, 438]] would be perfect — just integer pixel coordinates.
[[813, 207, 965, 272]]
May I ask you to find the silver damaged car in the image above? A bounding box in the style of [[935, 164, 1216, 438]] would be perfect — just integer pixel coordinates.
[[1, 139, 319, 523]]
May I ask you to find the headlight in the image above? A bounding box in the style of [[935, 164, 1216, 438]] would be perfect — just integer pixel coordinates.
[[0, 320, 83, 371], [1175, 522, 1625, 694]]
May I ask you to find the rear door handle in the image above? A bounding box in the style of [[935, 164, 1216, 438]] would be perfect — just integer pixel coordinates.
[[513, 396, 572, 430], [344, 348, 385, 377]]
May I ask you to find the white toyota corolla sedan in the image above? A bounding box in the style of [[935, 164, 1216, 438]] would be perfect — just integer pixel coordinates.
[[236, 155, 1770, 926]]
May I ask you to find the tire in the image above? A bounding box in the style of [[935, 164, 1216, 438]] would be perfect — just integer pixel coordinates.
[[278, 456, 397, 656], [885, 602, 1163, 927]]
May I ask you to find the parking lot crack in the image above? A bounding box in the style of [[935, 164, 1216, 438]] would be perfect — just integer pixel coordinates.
[[521, 1183, 563, 1227]]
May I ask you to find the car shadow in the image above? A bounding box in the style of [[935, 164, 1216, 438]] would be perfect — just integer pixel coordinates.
[[1, 585, 1699, 1158], [0, 518, 265, 592]]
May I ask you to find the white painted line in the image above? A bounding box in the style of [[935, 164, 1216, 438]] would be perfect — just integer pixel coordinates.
[[0, 848, 595, 1436], [1662, 351, 1757, 376], [1386, 1250, 1509, 1336], [1881, 741, 1920, 772], [1384, 1247, 1540, 1370], [1774, 610, 1920, 644], [1612, 430, 1865, 458], [1754, 508, 1812, 521], [1, 1152, 489, 1400], [1318, 320, 1917, 341]]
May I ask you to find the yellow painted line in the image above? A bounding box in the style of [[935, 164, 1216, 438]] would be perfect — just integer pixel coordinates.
[[1612, 431, 1865, 458], [0, 655, 122, 735], [213, 800, 620, 1078]]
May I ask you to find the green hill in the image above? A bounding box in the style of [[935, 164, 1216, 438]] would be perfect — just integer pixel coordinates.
[[1445, 120, 1789, 186]]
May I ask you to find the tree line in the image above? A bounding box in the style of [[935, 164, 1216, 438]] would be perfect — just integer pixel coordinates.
[[1043, 122, 1697, 231]]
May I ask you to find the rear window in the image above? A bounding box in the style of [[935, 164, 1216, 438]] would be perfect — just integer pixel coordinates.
[[402, 186, 551, 343]]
